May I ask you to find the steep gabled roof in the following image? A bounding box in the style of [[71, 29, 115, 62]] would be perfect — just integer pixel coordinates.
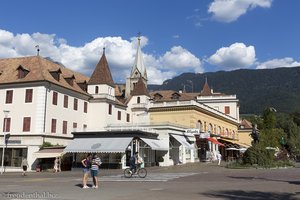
[[200, 77, 212, 96], [0, 56, 90, 95], [88, 49, 115, 87], [130, 36, 147, 80], [130, 77, 150, 97], [240, 119, 253, 129]]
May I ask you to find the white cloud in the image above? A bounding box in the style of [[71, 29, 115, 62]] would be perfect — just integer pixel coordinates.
[[159, 46, 203, 73], [256, 57, 300, 69], [0, 29, 202, 84], [208, 0, 273, 23], [208, 42, 256, 70]]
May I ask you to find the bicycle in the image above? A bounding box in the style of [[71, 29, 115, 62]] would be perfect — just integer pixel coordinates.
[[124, 167, 147, 178]]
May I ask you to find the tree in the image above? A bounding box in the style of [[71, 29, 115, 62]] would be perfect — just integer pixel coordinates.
[[262, 107, 277, 129]]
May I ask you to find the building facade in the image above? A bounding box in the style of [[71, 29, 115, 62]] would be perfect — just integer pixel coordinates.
[[0, 37, 243, 171]]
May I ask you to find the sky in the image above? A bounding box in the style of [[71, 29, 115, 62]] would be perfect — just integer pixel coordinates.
[[0, 0, 300, 84]]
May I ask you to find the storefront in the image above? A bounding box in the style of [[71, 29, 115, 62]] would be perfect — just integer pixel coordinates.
[[64, 130, 169, 169]]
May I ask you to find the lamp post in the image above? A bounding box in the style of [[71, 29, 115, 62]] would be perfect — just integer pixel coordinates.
[[1, 110, 10, 175]]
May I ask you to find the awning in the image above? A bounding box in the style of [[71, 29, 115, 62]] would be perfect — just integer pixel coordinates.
[[171, 134, 194, 150], [140, 138, 169, 151], [220, 138, 251, 148], [34, 148, 65, 158], [64, 137, 133, 153], [207, 137, 225, 146]]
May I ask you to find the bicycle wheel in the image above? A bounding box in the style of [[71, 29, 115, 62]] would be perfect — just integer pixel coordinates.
[[138, 168, 147, 178], [124, 168, 132, 178]]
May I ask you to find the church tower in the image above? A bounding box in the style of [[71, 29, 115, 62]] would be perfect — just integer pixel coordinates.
[[125, 35, 148, 98]]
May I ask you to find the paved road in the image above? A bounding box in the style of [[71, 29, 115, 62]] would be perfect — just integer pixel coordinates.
[[0, 163, 299, 200]]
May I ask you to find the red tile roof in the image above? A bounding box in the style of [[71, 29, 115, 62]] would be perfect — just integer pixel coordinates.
[[88, 50, 115, 87], [0, 56, 90, 95]]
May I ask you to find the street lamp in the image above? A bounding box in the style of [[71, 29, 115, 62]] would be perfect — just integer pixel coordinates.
[[1, 110, 10, 175]]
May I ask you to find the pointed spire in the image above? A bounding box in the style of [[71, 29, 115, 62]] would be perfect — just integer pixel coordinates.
[[130, 77, 150, 97], [130, 34, 147, 80], [201, 76, 212, 96], [88, 48, 115, 87]]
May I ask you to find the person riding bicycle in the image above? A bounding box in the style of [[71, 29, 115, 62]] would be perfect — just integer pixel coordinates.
[[129, 152, 143, 173], [129, 152, 137, 173]]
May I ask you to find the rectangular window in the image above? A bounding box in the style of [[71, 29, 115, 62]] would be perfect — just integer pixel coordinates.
[[6, 90, 13, 104], [25, 89, 33, 103], [83, 124, 87, 131], [51, 119, 57, 133], [73, 98, 78, 111], [126, 113, 130, 122], [52, 92, 58, 105], [23, 117, 31, 132], [3, 118, 11, 132], [117, 111, 121, 120], [64, 95, 68, 108], [84, 102, 88, 113], [63, 121, 67, 134], [73, 122, 77, 131], [108, 104, 112, 115], [73, 98, 78, 110], [225, 106, 230, 115]]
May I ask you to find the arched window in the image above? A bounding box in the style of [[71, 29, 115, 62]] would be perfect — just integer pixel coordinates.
[[208, 123, 213, 133], [137, 97, 140, 103], [225, 129, 229, 137], [196, 120, 202, 132], [95, 86, 99, 94], [217, 126, 221, 135]]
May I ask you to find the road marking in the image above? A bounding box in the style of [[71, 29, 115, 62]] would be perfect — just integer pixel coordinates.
[[74, 172, 203, 182]]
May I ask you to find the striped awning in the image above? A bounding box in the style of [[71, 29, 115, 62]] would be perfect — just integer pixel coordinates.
[[34, 148, 65, 158], [64, 137, 133, 153], [140, 138, 169, 151], [171, 134, 194, 150]]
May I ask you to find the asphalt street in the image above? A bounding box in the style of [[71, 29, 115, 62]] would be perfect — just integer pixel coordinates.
[[0, 162, 299, 200]]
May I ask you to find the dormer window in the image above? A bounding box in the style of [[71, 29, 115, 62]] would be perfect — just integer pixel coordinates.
[[171, 92, 180, 100], [64, 75, 75, 86], [153, 93, 163, 101], [49, 69, 62, 82], [17, 65, 29, 79], [77, 81, 87, 92]]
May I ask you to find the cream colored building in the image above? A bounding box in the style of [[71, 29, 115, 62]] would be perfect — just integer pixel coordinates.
[[1, 36, 245, 171]]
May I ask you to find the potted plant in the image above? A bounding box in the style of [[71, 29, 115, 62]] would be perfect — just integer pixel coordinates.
[[158, 156, 164, 166]]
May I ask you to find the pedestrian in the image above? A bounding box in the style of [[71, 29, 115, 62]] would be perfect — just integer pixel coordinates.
[[81, 154, 92, 188], [21, 157, 29, 176], [57, 157, 61, 172], [54, 157, 59, 173], [216, 152, 222, 166], [90, 154, 102, 189]]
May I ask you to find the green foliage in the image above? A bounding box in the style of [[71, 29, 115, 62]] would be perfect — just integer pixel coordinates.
[[242, 145, 275, 167], [258, 128, 285, 148], [40, 142, 62, 149], [262, 107, 276, 129], [157, 156, 164, 162], [41, 142, 53, 148]]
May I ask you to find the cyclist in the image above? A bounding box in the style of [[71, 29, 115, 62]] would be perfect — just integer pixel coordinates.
[[129, 152, 137, 174]]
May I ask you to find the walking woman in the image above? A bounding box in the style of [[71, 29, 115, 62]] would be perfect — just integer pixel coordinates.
[[21, 157, 29, 176], [81, 154, 92, 188]]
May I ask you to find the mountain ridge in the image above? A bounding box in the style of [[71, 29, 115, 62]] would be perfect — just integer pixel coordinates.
[[148, 66, 300, 114]]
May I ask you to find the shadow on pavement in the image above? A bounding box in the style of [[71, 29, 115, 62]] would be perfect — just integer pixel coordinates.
[[227, 176, 300, 186], [202, 190, 300, 200]]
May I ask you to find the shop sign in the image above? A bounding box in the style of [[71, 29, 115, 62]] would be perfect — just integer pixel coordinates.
[[199, 132, 210, 139], [185, 129, 200, 135]]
